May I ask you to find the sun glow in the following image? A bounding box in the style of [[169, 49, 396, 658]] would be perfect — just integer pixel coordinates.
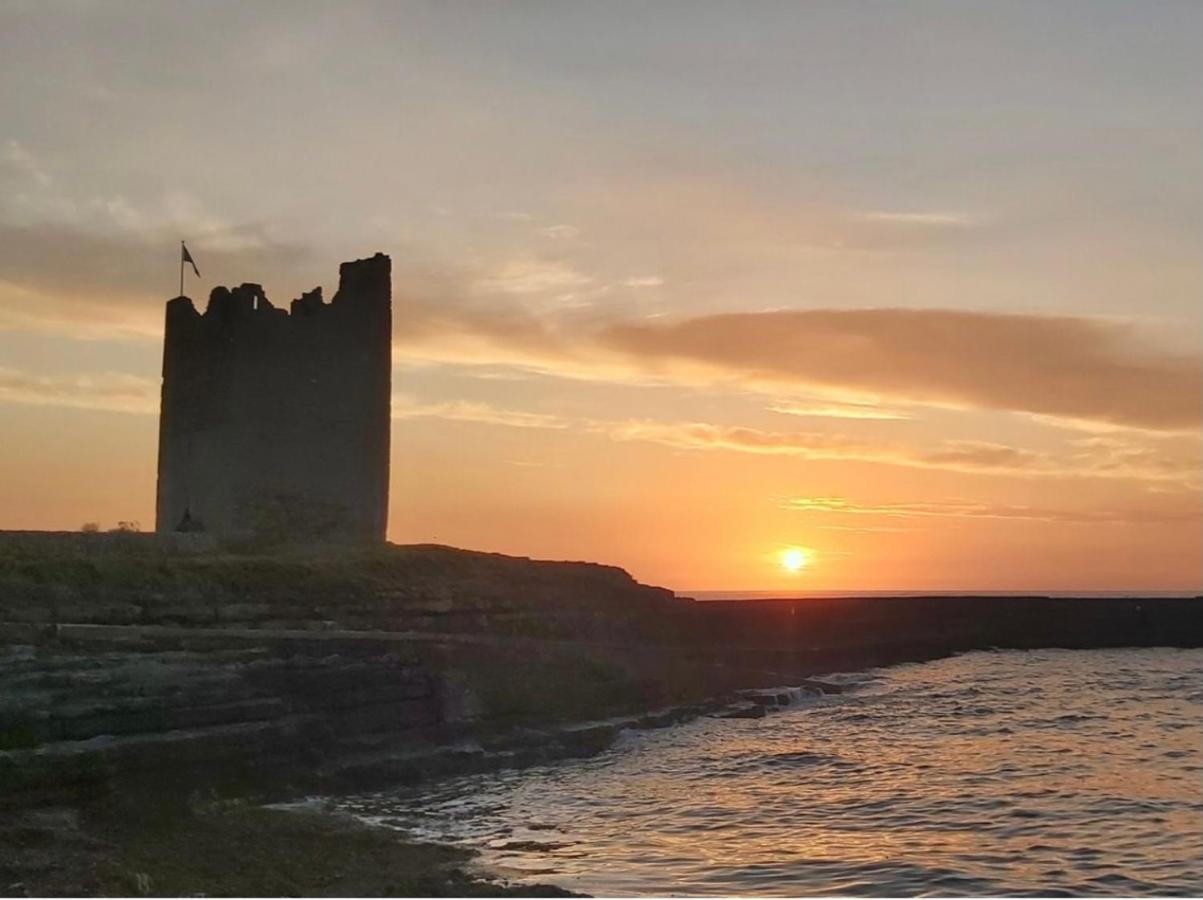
[[780, 547, 809, 573]]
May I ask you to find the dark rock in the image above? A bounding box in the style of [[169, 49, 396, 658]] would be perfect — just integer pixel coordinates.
[[715, 704, 766, 719], [743, 691, 791, 707]]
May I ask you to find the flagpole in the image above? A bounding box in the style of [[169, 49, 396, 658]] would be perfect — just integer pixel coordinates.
[[179, 241, 185, 298]]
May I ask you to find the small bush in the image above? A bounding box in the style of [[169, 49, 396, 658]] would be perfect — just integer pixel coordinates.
[[80, 522, 101, 533]]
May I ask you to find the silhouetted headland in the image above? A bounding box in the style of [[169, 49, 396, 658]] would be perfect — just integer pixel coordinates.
[[4, 531, 1201, 801]]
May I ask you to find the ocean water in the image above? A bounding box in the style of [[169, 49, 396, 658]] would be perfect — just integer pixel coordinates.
[[336, 648, 1203, 896], [686, 591, 1201, 601]]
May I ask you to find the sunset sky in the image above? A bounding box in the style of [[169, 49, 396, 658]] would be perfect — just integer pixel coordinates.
[[1, 1, 1200, 592]]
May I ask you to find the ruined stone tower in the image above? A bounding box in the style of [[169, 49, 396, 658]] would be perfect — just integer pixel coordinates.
[[155, 253, 391, 542]]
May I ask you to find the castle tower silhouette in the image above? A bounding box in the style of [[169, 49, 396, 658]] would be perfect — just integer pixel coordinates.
[[155, 253, 391, 542]]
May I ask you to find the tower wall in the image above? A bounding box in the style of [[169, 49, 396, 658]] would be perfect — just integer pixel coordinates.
[[155, 253, 391, 542]]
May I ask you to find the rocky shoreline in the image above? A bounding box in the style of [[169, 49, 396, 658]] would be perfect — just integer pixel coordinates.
[[2, 675, 826, 897], [3, 535, 1201, 896], [1, 795, 579, 897]]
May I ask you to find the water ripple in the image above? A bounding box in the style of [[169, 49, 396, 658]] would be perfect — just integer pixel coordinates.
[[336, 648, 1203, 896]]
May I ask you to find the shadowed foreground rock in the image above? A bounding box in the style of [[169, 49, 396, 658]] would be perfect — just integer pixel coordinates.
[[2, 533, 1201, 806], [0, 800, 577, 897]]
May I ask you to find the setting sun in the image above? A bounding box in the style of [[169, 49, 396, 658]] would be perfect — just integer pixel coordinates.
[[781, 548, 809, 573]]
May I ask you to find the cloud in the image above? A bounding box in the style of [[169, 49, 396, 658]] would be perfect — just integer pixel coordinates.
[[601, 309, 1201, 432], [917, 440, 1045, 471], [783, 495, 1201, 526], [857, 210, 975, 227], [385, 394, 1112, 480], [623, 276, 664, 288], [769, 398, 913, 421], [12, 350, 1189, 487], [360, 385, 1176, 481], [472, 258, 593, 296], [0, 371, 578, 431], [3, 140, 53, 187], [4, 150, 1192, 437], [540, 224, 580, 240], [0, 366, 157, 414], [598, 419, 1056, 476], [1066, 434, 1203, 482], [810, 523, 913, 533], [2, 154, 1196, 439], [0, 217, 313, 344], [0, 220, 310, 306], [596, 419, 1198, 483], [391, 395, 571, 430], [0, 147, 313, 338], [388, 257, 1199, 434]]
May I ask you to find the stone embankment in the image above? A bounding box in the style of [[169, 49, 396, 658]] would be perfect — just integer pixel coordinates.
[[0, 536, 696, 803], [3, 533, 1202, 806]]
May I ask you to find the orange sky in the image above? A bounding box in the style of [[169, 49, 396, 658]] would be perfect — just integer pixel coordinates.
[[1, 3, 1200, 592]]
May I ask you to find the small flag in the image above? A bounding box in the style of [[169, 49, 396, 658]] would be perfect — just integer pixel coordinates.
[[182, 242, 200, 277]]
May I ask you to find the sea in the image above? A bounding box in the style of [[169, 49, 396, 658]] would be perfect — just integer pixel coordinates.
[[335, 648, 1203, 896], [686, 590, 1201, 600]]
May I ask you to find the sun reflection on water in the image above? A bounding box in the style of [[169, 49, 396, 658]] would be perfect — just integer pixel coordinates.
[[337, 648, 1203, 897]]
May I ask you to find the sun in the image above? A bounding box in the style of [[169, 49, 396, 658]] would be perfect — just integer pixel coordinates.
[[780, 547, 809, 573]]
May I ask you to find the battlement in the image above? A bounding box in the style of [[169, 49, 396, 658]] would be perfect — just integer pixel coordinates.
[[155, 253, 392, 542], [166, 251, 390, 324]]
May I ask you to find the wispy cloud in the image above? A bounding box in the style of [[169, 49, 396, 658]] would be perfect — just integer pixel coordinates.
[[472, 258, 593, 296], [7, 351, 1193, 488], [346, 381, 1196, 486], [769, 397, 913, 421], [783, 495, 1201, 526], [809, 523, 913, 533], [3, 140, 53, 188], [597, 419, 1199, 484], [387, 398, 1108, 480], [0, 143, 312, 336], [598, 420, 1051, 476], [0, 367, 157, 414], [0, 219, 311, 338], [391, 395, 571, 430], [540, 224, 580, 240], [857, 210, 975, 227]]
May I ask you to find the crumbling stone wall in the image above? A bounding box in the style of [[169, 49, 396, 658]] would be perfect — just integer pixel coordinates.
[[155, 254, 391, 542]]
